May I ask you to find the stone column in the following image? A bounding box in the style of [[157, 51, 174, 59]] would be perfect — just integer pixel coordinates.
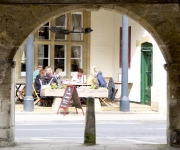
[[84, 96, 96, 145], [165, 63, 180, 147], [0, 32, 15, 147]]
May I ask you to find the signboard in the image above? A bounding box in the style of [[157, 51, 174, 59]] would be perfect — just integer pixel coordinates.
[[57, 85, 84, 116]]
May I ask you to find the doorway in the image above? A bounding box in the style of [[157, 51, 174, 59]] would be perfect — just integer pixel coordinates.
[[140, 42, 153, 105]]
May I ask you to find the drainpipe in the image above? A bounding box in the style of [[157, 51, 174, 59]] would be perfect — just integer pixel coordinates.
[[120, 15, 130, 112], [24, 35, 34, 112]]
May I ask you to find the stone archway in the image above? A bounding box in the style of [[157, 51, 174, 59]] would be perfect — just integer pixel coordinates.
[[0, 3, 180, 147]]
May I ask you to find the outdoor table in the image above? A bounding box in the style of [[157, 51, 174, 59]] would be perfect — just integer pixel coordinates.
[[41, 88, 108, 98], [41, 87, 111, 108]]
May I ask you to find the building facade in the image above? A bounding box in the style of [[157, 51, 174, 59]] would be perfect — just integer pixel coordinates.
[[15, 9, 167, 113]]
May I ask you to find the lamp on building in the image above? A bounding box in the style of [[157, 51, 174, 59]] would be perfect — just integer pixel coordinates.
[[49, 26, 93, 34]]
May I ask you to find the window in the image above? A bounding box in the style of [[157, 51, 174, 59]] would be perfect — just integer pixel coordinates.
[[71, 13, 83, 41], [38, 22, 50, 40], [119, 26, 131, 68], [21, 50, 26, 76], [38, 44, 50, 67], [71, 45, 82, 74], [54, 45, 66, 75], [55, 15, 66, 40]]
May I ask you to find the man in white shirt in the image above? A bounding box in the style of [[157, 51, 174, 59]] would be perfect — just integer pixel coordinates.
[[71, 68, 84, 83]]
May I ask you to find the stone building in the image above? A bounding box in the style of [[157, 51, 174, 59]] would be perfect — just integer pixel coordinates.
[[0, 0, 180, 148]]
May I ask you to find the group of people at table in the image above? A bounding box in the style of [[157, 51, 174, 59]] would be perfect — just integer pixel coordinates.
[[33, 65, 108, 106]]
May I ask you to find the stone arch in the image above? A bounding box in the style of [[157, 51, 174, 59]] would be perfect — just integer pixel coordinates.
[[1, 3, 180, 147], [8, 4, 175, 63]]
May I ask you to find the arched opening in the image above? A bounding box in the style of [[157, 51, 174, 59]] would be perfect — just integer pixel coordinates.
[[13, 6, 167, 145]]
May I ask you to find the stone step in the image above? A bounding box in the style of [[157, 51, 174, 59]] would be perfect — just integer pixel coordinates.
[[15, 102, 152, 112]]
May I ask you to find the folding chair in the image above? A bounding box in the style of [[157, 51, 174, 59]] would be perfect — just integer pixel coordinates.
[[32, 84, 41, 105]]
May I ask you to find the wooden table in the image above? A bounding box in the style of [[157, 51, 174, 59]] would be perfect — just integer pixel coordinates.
[[41, 88, 108, 97], [41, 88, 111, 106], [63, 82, 91, 87]]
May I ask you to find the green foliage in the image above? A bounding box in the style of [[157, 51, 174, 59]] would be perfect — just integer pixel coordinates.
[[51, 83, 57, 89], [51, 83, 67, 89], [91, 85, 96, 89]]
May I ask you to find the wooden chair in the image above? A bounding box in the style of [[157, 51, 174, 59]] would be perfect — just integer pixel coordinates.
[[32, 84, 41, 105], [16, 85, 26, 103]]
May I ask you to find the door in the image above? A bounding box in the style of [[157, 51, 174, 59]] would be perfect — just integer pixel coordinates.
[[141, 42, 153, 105]]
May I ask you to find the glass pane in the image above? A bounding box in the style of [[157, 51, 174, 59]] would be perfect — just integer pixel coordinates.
[[38, 44, 49, 58], [38, 59, 49, 68], [21, 62, 26, 72], [71, 59, 81, 72], [21, 50, 26, 72], [71, 33, 81, 41], [38, 27, 49, 40], [54, 59, 65, 71], [54, 45, 65, 58], [72, 14, 82, 41], [55, 15, 65, 26], [71, 46, 81, 58], [72, 14, 81, 27], [55, 27, 65, 39]]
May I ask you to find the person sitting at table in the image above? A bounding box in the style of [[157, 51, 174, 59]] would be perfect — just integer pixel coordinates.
[[33, 64, 43, 81], [45, 66, 59, 85], [54, 68, 63, 85], [34, 69, 46, 93], [87, 66, 99, 89], [45, 66, 54, 77], [34, 68, 58, 107], [94, 67, 107, 88], [71, 68, 84, 83]]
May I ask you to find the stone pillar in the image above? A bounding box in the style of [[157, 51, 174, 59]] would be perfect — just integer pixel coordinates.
[[165, 63, 180, 147], [0, 32, 15, 147], [84, 96, 96, 145]]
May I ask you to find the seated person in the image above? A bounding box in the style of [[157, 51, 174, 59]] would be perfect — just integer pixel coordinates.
[[54, 68, 63, 85], [45, 66, 54, 77], [94, 67, 106, 88], [34, 69, 46, 93], [71, 68, 86, 104], [33, 64, 43, 81], [87, 66, 99, 89], [44, 66, 59, 85], [34, 68, 58, 107], [71, 68, 84, 83]]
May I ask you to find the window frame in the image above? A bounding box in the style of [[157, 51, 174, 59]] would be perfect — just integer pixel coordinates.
[[54, 44, 67, 76], [54, 14, 67, 40], [71, 12, 83, 41], [38, 44, 50, 67], [70, 45, 83, 76], [38, 22, 50, 40]]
